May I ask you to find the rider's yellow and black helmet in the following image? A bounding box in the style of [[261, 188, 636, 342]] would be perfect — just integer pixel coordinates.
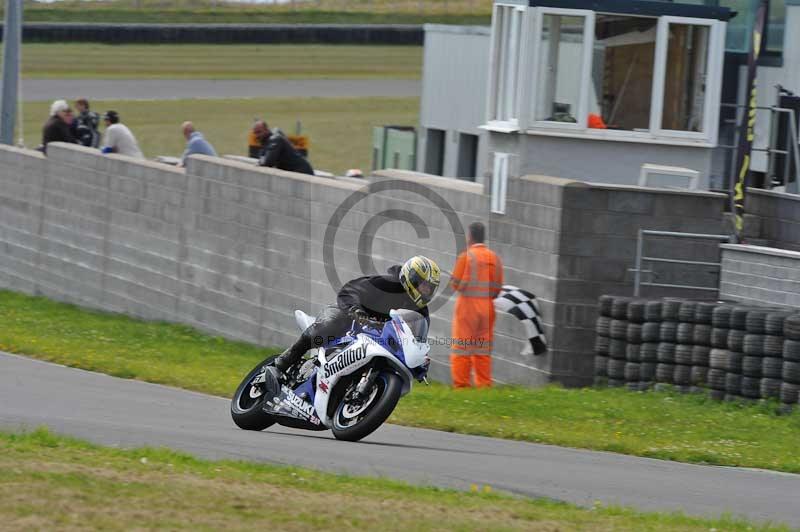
[[399, 256, 441, 309]]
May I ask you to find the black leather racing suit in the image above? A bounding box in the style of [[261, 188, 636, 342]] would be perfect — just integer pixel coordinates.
[[257, 133, 314, 176], [274, 265, 428, 371]]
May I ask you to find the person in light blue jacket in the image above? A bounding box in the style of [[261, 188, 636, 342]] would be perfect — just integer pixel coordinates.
[[179, 121, 217, 167]]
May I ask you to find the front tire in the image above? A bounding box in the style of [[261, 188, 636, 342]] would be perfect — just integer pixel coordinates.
[[231, 356, 278, 431], [331, 372, 402, 442]]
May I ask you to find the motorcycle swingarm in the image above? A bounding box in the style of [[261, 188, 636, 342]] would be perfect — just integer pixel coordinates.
[[262, 384, 325, 428]]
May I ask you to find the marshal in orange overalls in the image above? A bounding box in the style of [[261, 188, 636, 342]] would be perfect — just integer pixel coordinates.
[[450, 243, 503, 388]]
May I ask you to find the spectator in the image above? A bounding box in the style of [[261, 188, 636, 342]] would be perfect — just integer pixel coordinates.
[[449, 222, 504, 388], [72, 98, 100, 148], [248, 120, 268, 158], [257, 122, 314, 175], [101, 110, 144, 159], [41, 99, 77, 153], [179, 121, 217, 167]]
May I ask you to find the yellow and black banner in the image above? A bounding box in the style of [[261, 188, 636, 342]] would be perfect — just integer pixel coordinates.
[[731, 0, 768, 241]]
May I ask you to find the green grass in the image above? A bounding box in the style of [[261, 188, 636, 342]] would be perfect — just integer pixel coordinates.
[[18, 43, 423, 79], [19, 96, 419, 175], [0, 428, 788, 531], [17, 0, 492, 24], [3, 289, 800, 474]]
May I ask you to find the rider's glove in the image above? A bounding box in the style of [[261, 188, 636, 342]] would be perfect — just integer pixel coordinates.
[[348, 306, 370, 324]]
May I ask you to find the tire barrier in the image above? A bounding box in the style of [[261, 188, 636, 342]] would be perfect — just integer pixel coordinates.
[[11, 23, 425, 45], [594, 295, 800, 410]]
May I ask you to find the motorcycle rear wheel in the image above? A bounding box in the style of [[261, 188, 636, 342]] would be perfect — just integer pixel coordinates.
[[230, 356, 278, 431], [331, 371, 402, 442]]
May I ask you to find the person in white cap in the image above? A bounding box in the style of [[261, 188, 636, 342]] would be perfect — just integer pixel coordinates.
[[41, 99, 77, 154]]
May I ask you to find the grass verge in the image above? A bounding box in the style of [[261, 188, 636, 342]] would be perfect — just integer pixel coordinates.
[[20, 96, 419, 175], [0, 428, 787, 531], [2, 290, 800, 473], [17, 43, 423, 79], [17, 0, 492, 24]]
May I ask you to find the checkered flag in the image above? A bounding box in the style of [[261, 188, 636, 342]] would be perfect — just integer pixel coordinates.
[[494, 285, 547, 355]]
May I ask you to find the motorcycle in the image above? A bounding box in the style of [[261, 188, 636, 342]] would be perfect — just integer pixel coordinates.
[[230, 308, 431, 442]]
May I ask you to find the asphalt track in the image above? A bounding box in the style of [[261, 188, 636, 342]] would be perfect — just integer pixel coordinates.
[[1, 352, 799, 527], [21, 79, 421, 102]]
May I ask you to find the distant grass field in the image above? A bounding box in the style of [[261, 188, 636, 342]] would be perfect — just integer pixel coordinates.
[[19, 96, 419, 175], [17, 0, 492, 24], [1, 429, 784, 531], [17, 43, 423, 79], [3, 290, 800, 474]]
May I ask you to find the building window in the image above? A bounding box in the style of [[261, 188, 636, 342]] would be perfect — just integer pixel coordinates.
[[485, 7, 725, 145], [424, 128, 445, 176], [593, 14, 657, 131], [661, 23, 710, 133], [535, 14, 587, 124], [457, 133, 479, 180], [653, 16, 722, 140], [767, 0, 785, 53], [488, 4, 526, 126]]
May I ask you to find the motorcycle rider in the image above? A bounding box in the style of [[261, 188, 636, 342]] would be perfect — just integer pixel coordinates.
[[273, 256, 441, 376]]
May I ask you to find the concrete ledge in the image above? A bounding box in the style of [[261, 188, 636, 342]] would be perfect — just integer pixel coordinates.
[[373, 169, 484, 195], [519, 174, 586, 187], [0, 144, 45, 159], [747, 187, 800, 202], [587, 181, 728, 199], [721, 243, 800, 260]]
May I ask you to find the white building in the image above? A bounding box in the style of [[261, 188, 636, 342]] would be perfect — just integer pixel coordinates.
[[418, 0, 800, 192]]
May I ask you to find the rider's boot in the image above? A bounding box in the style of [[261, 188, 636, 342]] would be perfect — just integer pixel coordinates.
[[273, 340, 308, 377]]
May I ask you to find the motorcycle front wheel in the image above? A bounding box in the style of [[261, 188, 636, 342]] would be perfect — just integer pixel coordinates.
[[331, 371, 402, 442], [230, 356, 278, 431]]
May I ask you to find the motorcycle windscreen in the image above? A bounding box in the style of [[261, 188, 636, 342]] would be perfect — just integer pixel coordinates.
[[392, 308, 428, 342]]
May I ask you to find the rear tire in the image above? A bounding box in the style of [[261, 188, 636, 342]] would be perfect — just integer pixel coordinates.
[[231, 356, 278, 431], [332, 372, 402, 442]]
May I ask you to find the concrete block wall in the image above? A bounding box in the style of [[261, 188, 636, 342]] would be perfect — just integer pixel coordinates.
[[0, 142, 728, 387], [538, 180, 727, 386], [719, 244, 800, 307], [745, 188, 800, 252]]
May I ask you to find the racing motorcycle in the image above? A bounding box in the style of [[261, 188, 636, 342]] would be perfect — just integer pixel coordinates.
[[230, 308, 431, 442]]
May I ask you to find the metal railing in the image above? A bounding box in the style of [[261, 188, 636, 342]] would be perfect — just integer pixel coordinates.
[[717, 101, 800, 193], [631, 230, 731, 297]]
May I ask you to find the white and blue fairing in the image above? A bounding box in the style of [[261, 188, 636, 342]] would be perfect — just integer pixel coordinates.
[[290, 308, 430, 428]]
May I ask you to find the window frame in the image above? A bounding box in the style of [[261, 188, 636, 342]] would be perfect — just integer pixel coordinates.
[[491, 152, 510, 215], [650, 16, 725, 143], [486, 3, 529, 131], [484, 5, 727, 146], [528, 7, 595, 131]]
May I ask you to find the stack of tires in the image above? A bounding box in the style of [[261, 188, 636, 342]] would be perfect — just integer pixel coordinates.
[[607, 297, 631, 387], [761, 312, 788, 401], [639, 301, 661, 391], [690, 302, 714, 393], [741, 309, 769, 401], [624, 300, 647, 391], [594, 296, 613, 386], [783, 315, 800, 408], [655, 299, 682, 391], [726, 307, 749, 401], [707, 305, 732, 401], [592, 295, 800, 410], [673, 301, 696, 393]]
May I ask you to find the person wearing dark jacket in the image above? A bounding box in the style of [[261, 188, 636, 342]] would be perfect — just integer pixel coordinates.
[[257, 123, 314, 175], [273, 256, 441, 376], [72, 98, 100, 148], [41, 99, 77, 153]]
